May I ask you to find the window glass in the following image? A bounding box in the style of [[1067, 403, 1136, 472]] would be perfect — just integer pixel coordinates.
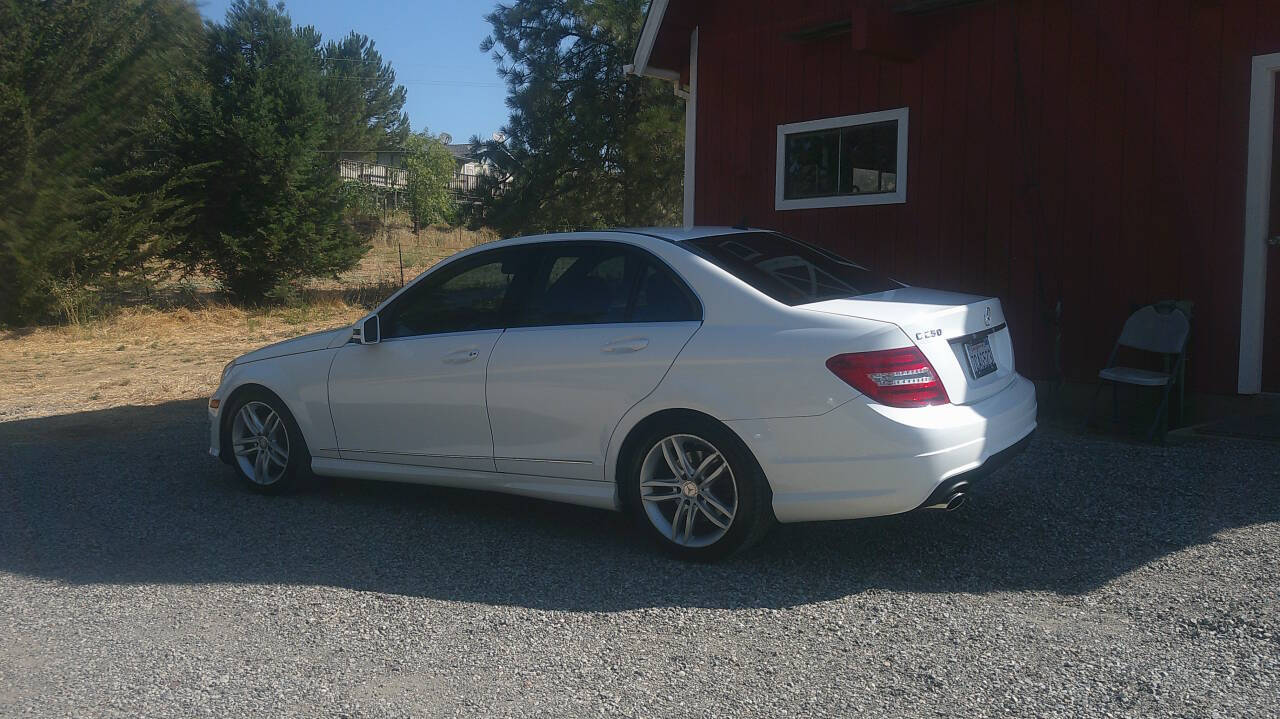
[[685, 232, 901, 306], [631, 261, 700, 322], [514, 243, 702, 326], [518, 246, 632, 326], [784, 119, 898, 200], [381, 249, 524, 338]]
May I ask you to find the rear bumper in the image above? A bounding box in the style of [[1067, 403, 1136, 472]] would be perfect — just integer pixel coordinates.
[[726, 374, 1037, 523], [912, 429, 1034, 510]]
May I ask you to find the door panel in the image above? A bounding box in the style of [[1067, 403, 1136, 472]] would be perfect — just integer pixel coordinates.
[[328, 331, 502, 471], [486, 322, 699, 481]]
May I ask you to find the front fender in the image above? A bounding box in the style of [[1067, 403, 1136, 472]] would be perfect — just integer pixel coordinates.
[[213, 348, 341, 457]]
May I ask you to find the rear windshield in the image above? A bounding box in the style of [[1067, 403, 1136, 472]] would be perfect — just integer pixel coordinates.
[[684, 232, 901, 306]]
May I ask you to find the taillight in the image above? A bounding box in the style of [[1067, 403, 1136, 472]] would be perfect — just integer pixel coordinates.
[[826, 348, 950, 408]]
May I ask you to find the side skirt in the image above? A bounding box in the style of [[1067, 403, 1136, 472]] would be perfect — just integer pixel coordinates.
[[310, 458, 621, 511]]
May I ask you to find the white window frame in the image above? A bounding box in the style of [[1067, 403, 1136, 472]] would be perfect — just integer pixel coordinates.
[[1238, 52, 1280, 393], [775, 107, 909, 211]]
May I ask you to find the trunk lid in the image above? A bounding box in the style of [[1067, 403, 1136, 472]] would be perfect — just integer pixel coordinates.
[[800, 287, 1016, 405]]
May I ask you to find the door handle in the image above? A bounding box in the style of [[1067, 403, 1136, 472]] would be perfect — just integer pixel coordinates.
[[1269, 235, 1280, 247], [602, 338, 649, 353], [443, 349, 481, 364]]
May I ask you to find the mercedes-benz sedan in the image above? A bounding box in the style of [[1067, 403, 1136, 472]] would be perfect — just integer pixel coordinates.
[[209, 228, 1037, 560]]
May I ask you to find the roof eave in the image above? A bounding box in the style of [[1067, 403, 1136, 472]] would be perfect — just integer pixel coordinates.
[[629, 0, 679, 80]]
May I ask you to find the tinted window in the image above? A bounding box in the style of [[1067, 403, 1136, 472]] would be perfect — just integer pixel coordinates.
[[381, 248, 525, 338], [519, 245, 631, 326], [685, 232, 900, 306], [515, 243, 701, 327], [632, 261, 700, 322]]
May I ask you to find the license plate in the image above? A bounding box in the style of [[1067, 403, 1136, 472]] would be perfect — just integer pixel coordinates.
[[964, 337, 997, 379]]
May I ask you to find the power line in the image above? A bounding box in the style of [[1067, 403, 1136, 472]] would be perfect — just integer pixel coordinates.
[[324, 77, 501, 87], [320, 57, 484, 70], [135, 147, 480, 153]]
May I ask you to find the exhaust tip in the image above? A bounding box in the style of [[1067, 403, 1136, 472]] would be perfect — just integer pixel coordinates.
[[918, 482, 970, 511]]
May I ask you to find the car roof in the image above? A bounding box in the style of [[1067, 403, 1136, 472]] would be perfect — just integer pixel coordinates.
[[607, 226, 763, 242], [475, 226, 766, 252]]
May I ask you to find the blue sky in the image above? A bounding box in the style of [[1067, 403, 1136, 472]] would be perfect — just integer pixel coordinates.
[[198, 0, 509, 144]]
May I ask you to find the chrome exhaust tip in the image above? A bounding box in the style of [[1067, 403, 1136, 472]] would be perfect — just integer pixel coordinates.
[[922, 491, 967, 511]]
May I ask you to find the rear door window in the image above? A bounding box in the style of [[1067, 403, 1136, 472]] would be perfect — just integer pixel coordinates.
[[514, 242, 702, 327], [518, 244, 632, 326], [684, 232, 901, 306]]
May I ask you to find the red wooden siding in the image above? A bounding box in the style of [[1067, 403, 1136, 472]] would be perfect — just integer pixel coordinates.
[[687, 0, 1279, 394]]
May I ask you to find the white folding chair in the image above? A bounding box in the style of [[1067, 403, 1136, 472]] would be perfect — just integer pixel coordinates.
[[1090, 303, 1191, 441]]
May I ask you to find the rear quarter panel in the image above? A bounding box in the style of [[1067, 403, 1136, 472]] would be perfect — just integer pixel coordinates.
[[601, 309, 909, 486]]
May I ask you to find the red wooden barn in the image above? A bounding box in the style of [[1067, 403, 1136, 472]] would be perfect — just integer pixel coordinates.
[[629, 0, 1280, 399]]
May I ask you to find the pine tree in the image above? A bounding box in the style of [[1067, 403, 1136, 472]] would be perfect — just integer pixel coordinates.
[[170, 0, 365, 301], [471, 0, 684, 235], [0, 0, 205, 325], [316, 32, 410, 162]]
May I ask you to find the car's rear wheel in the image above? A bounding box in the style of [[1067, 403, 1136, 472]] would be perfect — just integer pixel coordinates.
[[624, 416, 773, 561], [227, 390, 308, 494]]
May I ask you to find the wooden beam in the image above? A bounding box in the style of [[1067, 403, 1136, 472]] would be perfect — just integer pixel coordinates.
[[851, 6, 918, 62], [892, 0, 985, 14]]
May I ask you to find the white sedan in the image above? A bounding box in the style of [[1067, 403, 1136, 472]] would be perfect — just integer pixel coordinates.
[[209, 228, 1037, 560]]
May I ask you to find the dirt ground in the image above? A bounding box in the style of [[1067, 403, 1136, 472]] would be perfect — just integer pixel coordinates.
[[0, 225, 495, 423]]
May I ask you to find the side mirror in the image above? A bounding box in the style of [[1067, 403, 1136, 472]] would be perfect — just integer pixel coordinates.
[[358, 314, 380, 345]]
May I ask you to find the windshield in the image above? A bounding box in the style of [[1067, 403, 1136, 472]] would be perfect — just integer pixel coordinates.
[[684, 232, 902, 306]]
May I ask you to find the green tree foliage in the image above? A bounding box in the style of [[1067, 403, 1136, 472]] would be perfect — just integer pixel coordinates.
[[471, 0, 684, 235], [315, 31, 410, 161], [0, 0, 205, 324], [404, 133, 457, 231], [168, 0, 366, 301]]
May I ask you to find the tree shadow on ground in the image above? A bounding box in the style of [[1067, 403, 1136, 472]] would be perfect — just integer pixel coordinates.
[[2, 400, 1276, 610]]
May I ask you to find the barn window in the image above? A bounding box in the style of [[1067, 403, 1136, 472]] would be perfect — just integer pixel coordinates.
[[775, 107, 909, 210]]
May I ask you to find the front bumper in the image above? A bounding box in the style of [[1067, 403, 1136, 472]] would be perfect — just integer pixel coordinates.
[[726, 374, 1038, 523], [208, 402, 222, 460]]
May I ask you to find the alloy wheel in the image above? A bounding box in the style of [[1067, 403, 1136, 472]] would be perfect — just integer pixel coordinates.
[[639, 433, 738, 548], [230, 400, 291, 485]]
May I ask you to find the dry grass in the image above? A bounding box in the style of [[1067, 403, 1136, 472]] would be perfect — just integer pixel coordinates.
[[0, 225, 497, 422], [329, 224, 500, 288]]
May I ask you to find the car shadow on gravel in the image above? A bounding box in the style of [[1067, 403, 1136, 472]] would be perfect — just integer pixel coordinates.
[[2, 400, 1278, 610]]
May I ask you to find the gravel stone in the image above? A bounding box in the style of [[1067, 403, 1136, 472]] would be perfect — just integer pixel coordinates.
[[1, 400, 1277, 717]]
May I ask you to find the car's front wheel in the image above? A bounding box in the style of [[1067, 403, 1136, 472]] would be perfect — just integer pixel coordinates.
[[624, 416, 773, 561], [226, 390, 309, 494]]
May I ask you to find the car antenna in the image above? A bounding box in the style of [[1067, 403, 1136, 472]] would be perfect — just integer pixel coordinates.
[[732, 215, 750, 230]]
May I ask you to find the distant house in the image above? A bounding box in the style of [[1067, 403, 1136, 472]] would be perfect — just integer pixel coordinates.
[[337, 136, 508, 200], [338, 159, 407, 190], [630, 0, 1280, 397], [446, 143, 488, 198]]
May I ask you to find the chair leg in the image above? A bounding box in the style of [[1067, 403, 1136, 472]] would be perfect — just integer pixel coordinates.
[[1148, 385, 1172, 442], [1087, 382, 1105, 429], [1111, 383, 1119, 423]]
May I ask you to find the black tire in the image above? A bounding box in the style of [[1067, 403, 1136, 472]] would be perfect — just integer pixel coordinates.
[[621, 413, 774, 561], [224, 388, 310, 495]]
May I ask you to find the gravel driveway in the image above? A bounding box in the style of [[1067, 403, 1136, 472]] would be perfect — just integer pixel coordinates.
[[1, 400, 1277, 718]]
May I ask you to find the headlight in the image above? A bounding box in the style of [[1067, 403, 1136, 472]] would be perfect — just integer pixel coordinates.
[[221, 359, 236, 382]]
